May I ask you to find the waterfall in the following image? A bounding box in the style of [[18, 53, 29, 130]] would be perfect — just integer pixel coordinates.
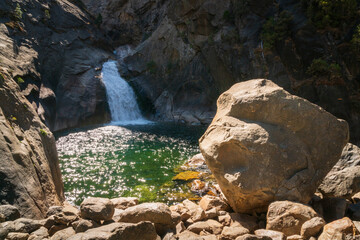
[[101, 60, 148, 124]]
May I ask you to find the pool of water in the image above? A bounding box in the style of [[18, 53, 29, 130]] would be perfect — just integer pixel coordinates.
[[55, 123, 207, 206]]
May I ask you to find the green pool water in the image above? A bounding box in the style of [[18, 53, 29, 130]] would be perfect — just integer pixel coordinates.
[[55, 123, 207, 206]]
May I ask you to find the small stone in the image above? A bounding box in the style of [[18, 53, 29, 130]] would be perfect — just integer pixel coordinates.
[[221, 226, 249, 239], [0, 205, 20, 221], [206, 219, 223, 235], [230, 213, 258, 232], [46, 206, 63, 217], [235, 234, 272, 240], [266, 201, 318, 236], [110, 197, 139, 210], [183, 200, 206, 222], [176, 221, 186, 234], [188, 221, 211, 234], [28, 226, 49, 239], [43, 216, 55, 229], [199, 195, 230, 212], [80, 197, 114, 221], [255, 229, 286, 240], [50, 227, 76, 240], [54, 205, 79, 225], [318, 217, 356, 240], [218, 213, 231, 226], [0, 214, 5, 223], [112, 208, 125, 222], [12, 218, 42, 233], [287, 235, 303, 240], [202, 235, 217, 240], [300, 217, 325, 238], [6, 232, 29, 240], [205, 208, 218, 219], [177, 230, 203, 240], [71, 219, 99, 233], [49, 224, 67, 236]]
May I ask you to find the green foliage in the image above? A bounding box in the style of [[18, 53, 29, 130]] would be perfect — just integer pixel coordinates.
[[94, 13, 102, 26], [307, 58, 341, 78], [302, 0, 358, 29], [16, 76, 24, 84], [44, 9, 50, 20], [146, 61, 157, 75], [40, 129, 47, 136], [14, 3, 23, 20], [261, 11, 293, 50], [351, 25, 360, 51]]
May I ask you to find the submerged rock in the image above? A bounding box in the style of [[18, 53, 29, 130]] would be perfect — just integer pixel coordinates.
[[199, 79, 349, 213]]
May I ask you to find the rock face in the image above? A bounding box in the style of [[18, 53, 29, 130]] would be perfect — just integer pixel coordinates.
[[0, 71, 64, 218], [318, 143, 360, 199], [199, 79, 349, 213], [81, 0, 360, 141], [0, 0, 111, 132]]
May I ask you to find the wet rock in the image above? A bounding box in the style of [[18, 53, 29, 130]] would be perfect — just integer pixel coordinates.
[[318, 143, 360, 199], [6, 232, 29, 240], [266, 201, 318, 236], [199, 79, 349, 213], [68, 221, 158, 240], [173, 171, 200, 181], [254, 229, 286, 240], [300, 217, 325, 238], [116, 203, 177, 236], [235, 234, 272, 240], [110, 197, 139, 210], [318, 217, 356, 240], [71, 219, 99, 233], [80, 197, 115, 221], [199, 195, 230, 212], [50, 227, 75, 240], [0, 205, 20, 221]]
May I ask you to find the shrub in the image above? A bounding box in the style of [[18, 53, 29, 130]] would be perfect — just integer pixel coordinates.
[[261, 11, 293, 49], [14, 3, 23, 20], [40, 129, 47, 136], [16, 76, 24, 84], [303, 0, 358, 29], [307, 58, 341, 78]]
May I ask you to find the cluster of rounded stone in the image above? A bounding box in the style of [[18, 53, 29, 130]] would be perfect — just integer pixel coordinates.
[[1, 194, 360, 240]]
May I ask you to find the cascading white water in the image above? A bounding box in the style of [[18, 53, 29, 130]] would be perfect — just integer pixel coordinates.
[[101, 60, 147, 124]]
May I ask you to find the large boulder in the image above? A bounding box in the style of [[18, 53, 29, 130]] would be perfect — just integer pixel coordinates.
[[318, 143, 360, 199], [199, 79, 349, 213]]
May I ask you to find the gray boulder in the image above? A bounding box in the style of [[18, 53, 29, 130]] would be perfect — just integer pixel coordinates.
[[199, 79, 349, 213], [0, 205, 20, 221], [318, 143, 360, 199], [80, 197, 114, 221], [116, 202, 178, 236]]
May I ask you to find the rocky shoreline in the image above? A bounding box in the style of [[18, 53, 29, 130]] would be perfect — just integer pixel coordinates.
[[1, 189, 360, 240]]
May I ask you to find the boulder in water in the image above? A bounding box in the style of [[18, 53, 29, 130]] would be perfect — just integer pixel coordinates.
[[199, 79, 349, 213]]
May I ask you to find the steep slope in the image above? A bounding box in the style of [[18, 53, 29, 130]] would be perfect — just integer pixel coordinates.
[[83, 0, 360, 143], [0, 70, 64, 219], [0, 0, 112, 132]]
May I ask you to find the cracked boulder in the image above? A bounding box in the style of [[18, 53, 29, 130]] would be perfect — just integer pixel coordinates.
[[199, 79, 349, 213]]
